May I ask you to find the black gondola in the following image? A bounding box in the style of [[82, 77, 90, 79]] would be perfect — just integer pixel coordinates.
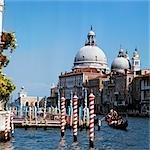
[[105, 109, 128, 130], [108, 120, 128, 130]]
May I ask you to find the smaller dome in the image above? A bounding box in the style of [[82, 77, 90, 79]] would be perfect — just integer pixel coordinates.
[[111, 57, 130, 71]]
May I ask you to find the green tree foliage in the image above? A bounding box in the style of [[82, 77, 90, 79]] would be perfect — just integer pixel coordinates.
[[0, 32, 17, 109], [0, 73, 16, 102]]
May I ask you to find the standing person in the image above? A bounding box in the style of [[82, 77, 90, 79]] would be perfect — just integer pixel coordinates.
[[98, 118, 101, 131]]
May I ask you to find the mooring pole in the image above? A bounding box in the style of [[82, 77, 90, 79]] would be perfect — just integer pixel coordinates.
[[61, 96, 66, 138], [70, 90, 73, 127], [73, 95, 78, 142], [4, 113, 9, 141], [58, 90, 61, 113], [89, 93, 95, 148], [10, 112, 14, 137]]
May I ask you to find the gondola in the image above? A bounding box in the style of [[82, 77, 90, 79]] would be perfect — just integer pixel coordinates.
[[105, 109, 128, 130], [107, 120, 128, 130]]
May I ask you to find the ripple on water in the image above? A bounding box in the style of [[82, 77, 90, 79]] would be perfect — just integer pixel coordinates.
[[0, 117, 149, 150]]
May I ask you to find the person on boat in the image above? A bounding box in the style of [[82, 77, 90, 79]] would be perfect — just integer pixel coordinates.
[[109, 120, 117, 125], [110, 109, 114, 115], [98, 119, 102, 131], [113, 110, 118, 118], [117, 116, 123, 125]]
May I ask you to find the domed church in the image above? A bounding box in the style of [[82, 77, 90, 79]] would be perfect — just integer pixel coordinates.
[[56, 27, 146, 115], [111, 47, 140, 74], [58, 27, 109, 103]]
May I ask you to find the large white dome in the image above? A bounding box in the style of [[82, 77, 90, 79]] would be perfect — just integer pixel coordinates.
[[73, 45, 108, 69], [73, 28, 108, 70]]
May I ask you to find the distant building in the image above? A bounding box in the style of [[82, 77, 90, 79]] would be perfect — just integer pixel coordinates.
[[48, 86, 58, 108], [13, 87, 43, 116], [102, 71, 134, 113], [50, 27, 149, 116], [128, 70, 150, 116]]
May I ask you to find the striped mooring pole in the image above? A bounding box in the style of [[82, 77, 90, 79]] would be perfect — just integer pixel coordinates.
[[73, 95, 78, 142], [61, 96, 66, 138], [5, 113, 9, 141], [70, 91, 73, 127], [10, 112, 14, 137], [89, 93, 95, 148]]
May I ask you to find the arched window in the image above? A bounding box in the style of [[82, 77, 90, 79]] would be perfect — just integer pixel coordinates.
[[26, 102, 29, 106]]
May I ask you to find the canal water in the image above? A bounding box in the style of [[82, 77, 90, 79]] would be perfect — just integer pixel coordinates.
[[0, 117, 149, 150]]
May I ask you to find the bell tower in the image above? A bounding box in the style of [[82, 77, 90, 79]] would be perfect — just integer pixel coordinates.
[[18, 86, 27, 98], [132, 48, 140, 71]]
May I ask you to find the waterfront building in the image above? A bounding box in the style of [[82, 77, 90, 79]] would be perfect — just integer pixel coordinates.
[[102, 48, 150, 115], [86, 75, 108, 114], [51, 28, 149, 116], [128, 69, 150, 116], [13, 87, 43, 116], [48, 85, 58, 108], [102, 49, 135, 112], [58, 27, 109, 114], [102, 70, 134, 113]]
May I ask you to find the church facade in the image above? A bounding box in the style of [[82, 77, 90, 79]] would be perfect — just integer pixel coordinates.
[[56, 27, 150, 116], [58, 27, 109, 113]]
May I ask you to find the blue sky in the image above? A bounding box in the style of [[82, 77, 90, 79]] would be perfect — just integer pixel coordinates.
[[3, 0, 149, 99]]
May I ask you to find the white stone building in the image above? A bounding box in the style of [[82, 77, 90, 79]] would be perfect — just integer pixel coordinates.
[[58, 27, 109, 111], [14, 87, 43, 116]]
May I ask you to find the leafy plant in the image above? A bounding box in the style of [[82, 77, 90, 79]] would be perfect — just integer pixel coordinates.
[[1, 32, 17, 53], [0, 32, 17, 68], [0, 31, 17, 110], [0, 73, 16, 101]]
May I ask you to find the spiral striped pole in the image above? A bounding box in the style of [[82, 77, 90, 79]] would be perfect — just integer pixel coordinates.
[[84, 88, 88, 126], [4, 113, 9, 141], [58, 90, 61, 113], [89, 93, 95, 148], [73, 95, 78, 142], [61, 96, 66, 138], [70, 90, 73, 127], [10, 112, 14, 137]]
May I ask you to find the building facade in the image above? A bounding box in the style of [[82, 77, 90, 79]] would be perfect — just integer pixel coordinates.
[[58, 27, 109, 114], [13, 87, 44, 116], [128, 70, 150, 116], [51, 27, 149, 116]]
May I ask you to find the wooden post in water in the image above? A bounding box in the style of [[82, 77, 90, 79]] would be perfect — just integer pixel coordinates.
[[89, 93, 95, 148], [29, 107, 31, 124], [4, 113, 9, 141], [60, 96, 66, 138], [44, 97, 47, 119], [70, 91, 73, 128], [83, 88, 89, 128], [58, 90, 61, 114], [35, 106, 37, 125], [10, 112, 14, 137], [73, 95, 78, 142]]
